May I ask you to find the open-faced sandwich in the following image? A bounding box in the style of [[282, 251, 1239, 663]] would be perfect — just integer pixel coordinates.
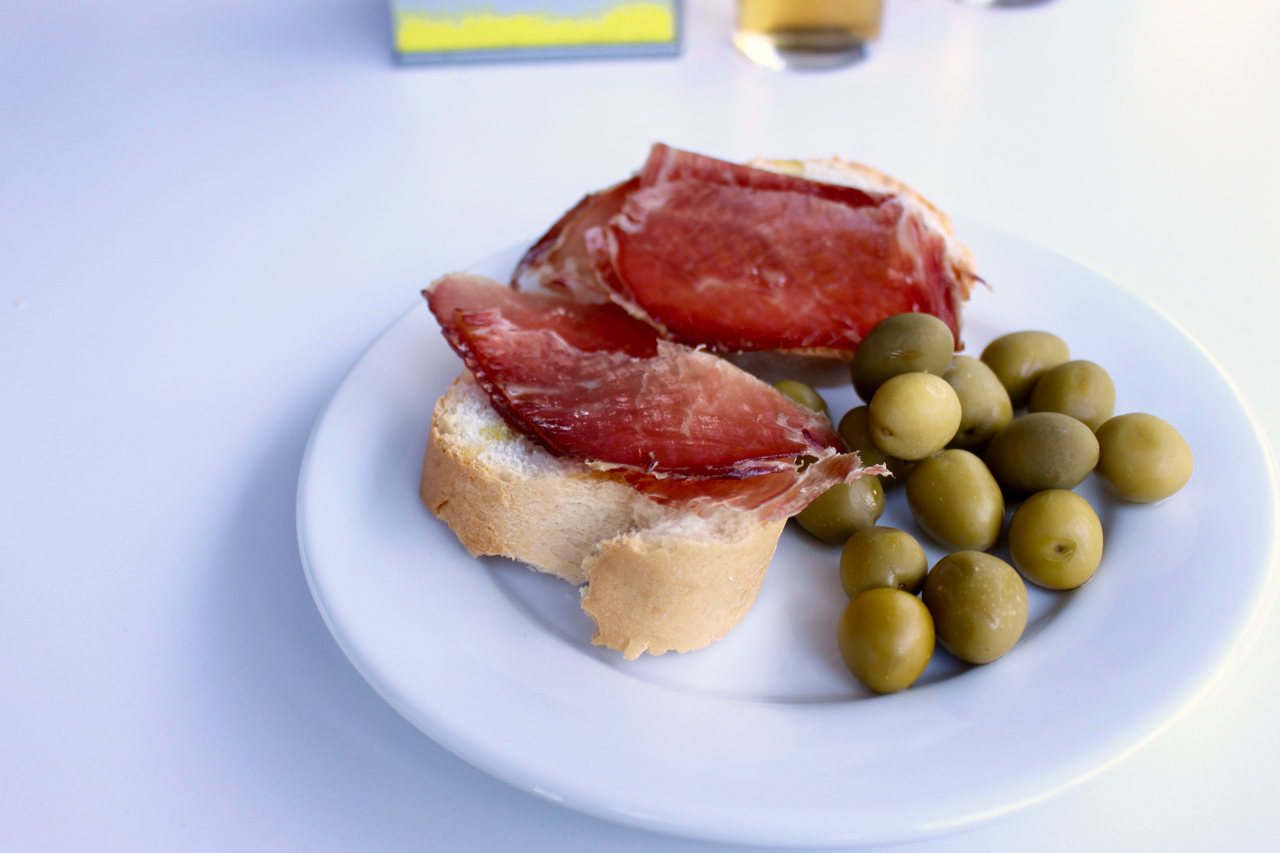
[[420, 144, 977, 660]]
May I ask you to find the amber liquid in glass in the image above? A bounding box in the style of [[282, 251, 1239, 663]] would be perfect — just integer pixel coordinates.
[[734, 0, 882, 70]]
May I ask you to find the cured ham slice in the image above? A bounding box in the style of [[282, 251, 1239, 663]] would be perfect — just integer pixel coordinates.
[[588, 182, 953, 352], [511, 177, 637, 303], [512, 144, 975, 355], [429, 271, 658, 359], [427, 273, 878, 519]]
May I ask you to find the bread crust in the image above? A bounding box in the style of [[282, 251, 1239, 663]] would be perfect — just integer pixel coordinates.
[[581, 522, 783, 659], [421, 376, 787, 658]]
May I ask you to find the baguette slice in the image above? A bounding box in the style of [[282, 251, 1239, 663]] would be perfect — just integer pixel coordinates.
[[421, 373, 786, 659]]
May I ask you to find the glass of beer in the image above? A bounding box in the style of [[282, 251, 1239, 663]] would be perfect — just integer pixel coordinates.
[[734, 0, 883, 71]]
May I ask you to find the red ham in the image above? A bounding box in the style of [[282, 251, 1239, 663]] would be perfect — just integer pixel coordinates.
[[511, 177, 637, 303], [513, 144, 972, 354], [429, 271, 658, 359], [427, 274, 878, 519]]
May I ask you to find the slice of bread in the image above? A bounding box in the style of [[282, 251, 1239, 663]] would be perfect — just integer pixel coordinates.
[[421, 373, 786, 659]]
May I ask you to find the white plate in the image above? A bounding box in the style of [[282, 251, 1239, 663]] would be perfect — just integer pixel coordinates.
[[297, 222, 1279, 847]]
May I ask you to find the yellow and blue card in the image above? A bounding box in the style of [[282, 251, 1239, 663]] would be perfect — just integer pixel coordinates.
[[393, 0, 680, 63]]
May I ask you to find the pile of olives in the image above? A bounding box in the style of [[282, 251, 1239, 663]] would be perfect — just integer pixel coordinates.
[[775, 314, 1194, 695]]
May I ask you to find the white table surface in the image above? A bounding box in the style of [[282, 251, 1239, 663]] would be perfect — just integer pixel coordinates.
[[4, 0, 1279, 849]]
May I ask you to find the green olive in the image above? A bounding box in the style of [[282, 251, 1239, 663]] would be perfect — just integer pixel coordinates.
[[1028, 360, 1115, 432], [869, 373, 962, 461], [923, 551, 1028, 665], [852, 313, 956, 402], [906, 449, 1004, 552], [1095, 413, 1193, 502], [837, 588, 936, 694], [981, 331, 1071, 407], [837, 406, 912, 487], [795, 476, 885, 544], [983, 412, 1100, 496], [1008, 490, 1104, 590], [773, 380, 829, 417], [840, 527, 929, 599], [944, 355, 1014, 452]]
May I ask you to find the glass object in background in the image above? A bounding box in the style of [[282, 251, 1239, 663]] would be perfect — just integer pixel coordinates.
[[734, 0, 883, 71]]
